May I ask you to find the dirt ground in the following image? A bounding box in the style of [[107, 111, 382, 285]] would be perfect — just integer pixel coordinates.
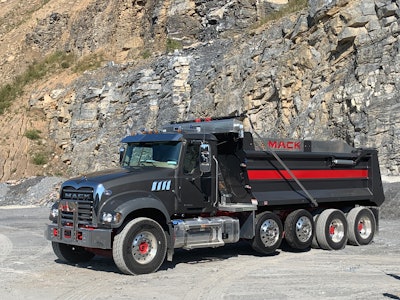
[[0, 206, 399, 300]]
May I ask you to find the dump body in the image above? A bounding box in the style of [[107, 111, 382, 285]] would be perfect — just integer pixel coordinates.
[[243, 145, 384, 209]]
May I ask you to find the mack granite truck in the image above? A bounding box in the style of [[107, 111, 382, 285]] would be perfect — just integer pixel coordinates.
[[46, 116, 385, 275]]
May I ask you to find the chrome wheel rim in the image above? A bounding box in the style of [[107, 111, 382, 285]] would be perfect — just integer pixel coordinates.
[[358, 217, 372, 239], [132, 231, 157, 264], [329, 218, 345, 243], [260, 219, 280, 247], [296, 216, 313, 242]]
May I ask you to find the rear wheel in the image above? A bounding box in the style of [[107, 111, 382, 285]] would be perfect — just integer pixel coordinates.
[[311, 214, 320, 249], [347, 207, 376, 246], [113, 217, 167, 275], [315, 209, 348, 250], [52, 242, 95, 263], [251, 212, 283, 255], [284, 209, 314, 250]]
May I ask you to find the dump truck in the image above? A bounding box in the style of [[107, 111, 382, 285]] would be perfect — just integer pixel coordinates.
[[46, 116, 385, 275]]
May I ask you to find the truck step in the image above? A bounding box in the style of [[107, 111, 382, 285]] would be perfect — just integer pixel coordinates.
[[218, 203, 257, 212], [183, 241, 225, 250]]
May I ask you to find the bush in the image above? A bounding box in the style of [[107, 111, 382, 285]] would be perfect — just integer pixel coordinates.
[[20, 51, 75, 85], [141, 49, 152, 59], [24, 129, 42, 140], [255, 0, 308, 27], [0, 51, 76, 115], [166, 38, 183, 53], [61, 61, 70, 69], [32, 152, 48, 165], [73, 53, 103, 73], [0, 84, 18, 114]]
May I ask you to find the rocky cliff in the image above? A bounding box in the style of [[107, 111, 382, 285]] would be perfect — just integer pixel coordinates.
[[1, 0, 400, 181]]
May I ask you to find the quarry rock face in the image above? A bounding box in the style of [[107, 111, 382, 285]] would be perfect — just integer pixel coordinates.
[[1, 0, 400, 179]]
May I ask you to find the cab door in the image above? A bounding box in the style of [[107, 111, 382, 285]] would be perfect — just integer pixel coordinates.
[[178, 141, 215, 214]]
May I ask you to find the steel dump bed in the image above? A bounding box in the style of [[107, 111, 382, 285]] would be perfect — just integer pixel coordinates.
[[243, 138, 384, 208]]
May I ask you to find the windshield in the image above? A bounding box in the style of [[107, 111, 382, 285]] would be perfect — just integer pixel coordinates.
[[121, 141, 182, 169]]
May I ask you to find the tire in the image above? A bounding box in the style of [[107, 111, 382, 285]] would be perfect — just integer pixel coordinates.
[[311, 214, 320, 249], [315, 209, 348, 250], [284, 209, 314, 250], [347, 207, 376, 246], [251, 211, 283, 255], [52, 242, 95, 263], [112, 217, 167, 275]]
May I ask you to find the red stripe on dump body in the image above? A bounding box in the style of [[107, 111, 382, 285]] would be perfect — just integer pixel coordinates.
[[247, 169, 369, 180]]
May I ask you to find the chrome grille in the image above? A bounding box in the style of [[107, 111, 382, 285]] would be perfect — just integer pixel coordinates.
[[60, 187, 94, 225]]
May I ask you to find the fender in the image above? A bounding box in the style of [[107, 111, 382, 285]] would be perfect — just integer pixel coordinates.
[[99, 190, 171, 228], [100, 191, 175, 261]]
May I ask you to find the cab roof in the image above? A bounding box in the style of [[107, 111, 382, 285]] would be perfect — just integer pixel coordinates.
[[121, 133, 184, 143], [121, 132, 218, 143]]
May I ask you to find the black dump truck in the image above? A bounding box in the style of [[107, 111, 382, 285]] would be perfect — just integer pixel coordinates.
[[46, 116, 385, 275]]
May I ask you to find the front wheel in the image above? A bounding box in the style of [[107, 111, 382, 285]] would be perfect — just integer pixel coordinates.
[[52, 242, 95, 263], [113, 217, 167, 275], [347, 207, 376, 246], [251, 211, 283, 255]]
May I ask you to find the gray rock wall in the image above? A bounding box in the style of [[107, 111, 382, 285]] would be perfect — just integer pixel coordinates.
[[28, 0, 400, 177]]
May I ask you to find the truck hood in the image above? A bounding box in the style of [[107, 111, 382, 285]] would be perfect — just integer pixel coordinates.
[[62, 167, 175, 190]]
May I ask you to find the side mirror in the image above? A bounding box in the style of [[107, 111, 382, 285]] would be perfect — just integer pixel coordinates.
[[119, 146, 126, 164], [199, 143, 211, 173]]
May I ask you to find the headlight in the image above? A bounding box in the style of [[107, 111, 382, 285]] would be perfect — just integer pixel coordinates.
[[101, 212, 122, 224], [49, 203, 59, 222], [51, 208, 59, 218], [102, 212, 113, 223]]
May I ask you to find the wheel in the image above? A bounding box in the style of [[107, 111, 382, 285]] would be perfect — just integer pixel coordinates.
[[284, 209, 314, 250], [251, 211, 283, 255], [347, 207, 376, 246], [52, 242, 95, 263], [311, 214, 320, 248], [112, 217, 167, 275], [315, 209, 348, 250]]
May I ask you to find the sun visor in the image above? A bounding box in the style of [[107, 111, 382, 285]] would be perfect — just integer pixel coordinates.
[[121, 133, 184, 143]]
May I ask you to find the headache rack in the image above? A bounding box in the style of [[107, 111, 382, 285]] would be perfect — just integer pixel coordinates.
[[163, 116, 357, 154], [163, 116, 245, 137]]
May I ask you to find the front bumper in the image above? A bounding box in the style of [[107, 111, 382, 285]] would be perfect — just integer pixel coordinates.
[[46, 224, 112, 249]]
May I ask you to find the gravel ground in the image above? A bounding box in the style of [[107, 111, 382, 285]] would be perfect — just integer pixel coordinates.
[[0, 208, 399, 300], [0, 176, 399, 299], [381, 180, 400, 219], [0, 176, 65, 208]]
